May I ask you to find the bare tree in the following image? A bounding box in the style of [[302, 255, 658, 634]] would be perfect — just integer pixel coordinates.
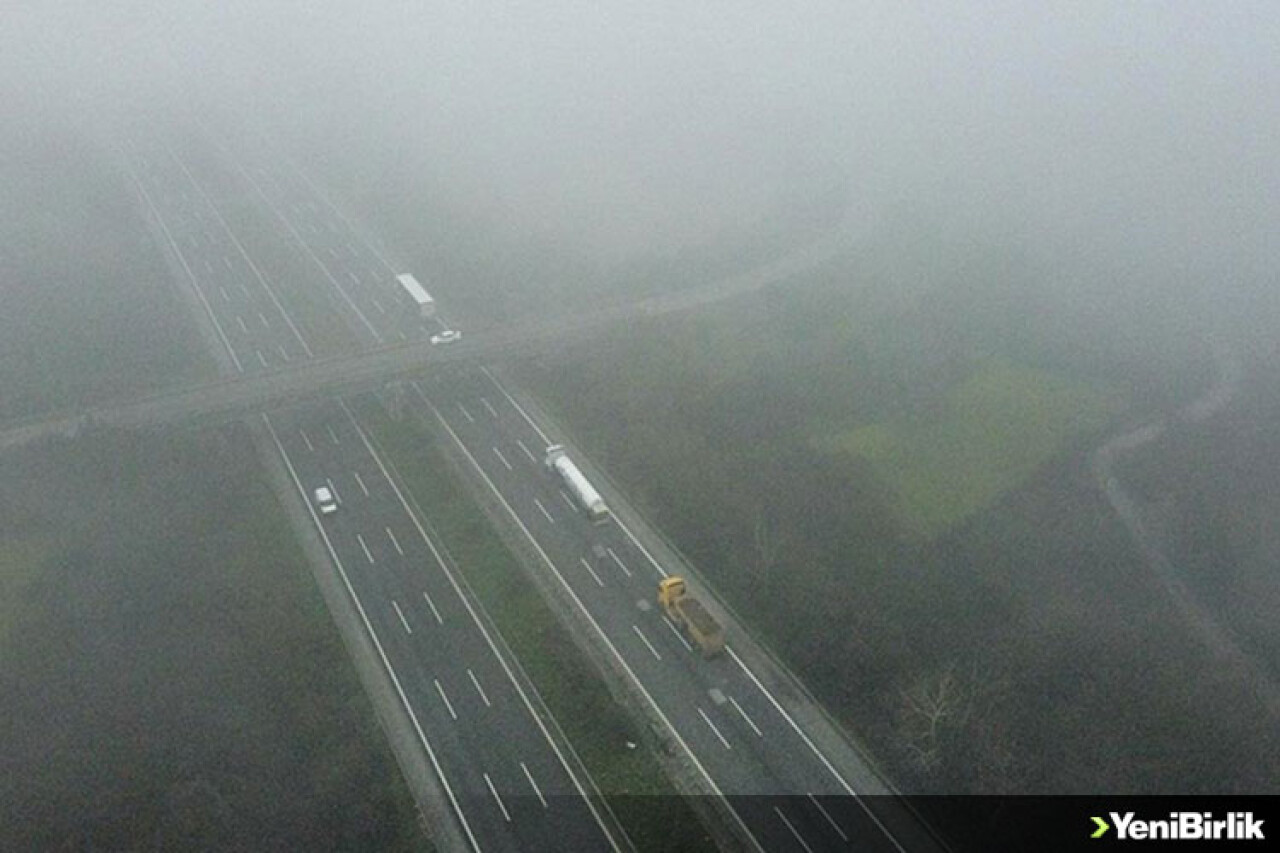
[[897, 663, 974, 773]]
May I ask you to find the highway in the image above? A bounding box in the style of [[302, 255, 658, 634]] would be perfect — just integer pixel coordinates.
[[121, 119, 943, 852], [121, 131, 623, 853], [175, 124, 942, 853]]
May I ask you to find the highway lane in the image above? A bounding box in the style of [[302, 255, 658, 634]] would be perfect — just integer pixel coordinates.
[[411, 370, 911, 853], [264, 399, 618, 852], [191, 129, 937, 853], [122, 132, 622, 852]]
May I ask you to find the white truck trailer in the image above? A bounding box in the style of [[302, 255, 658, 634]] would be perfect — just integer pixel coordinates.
[[396, 273, 435, 318], [544, 445, 609, 523]]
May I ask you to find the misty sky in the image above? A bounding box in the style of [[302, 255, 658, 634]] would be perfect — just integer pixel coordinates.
[[6, 2, 1278, 327]]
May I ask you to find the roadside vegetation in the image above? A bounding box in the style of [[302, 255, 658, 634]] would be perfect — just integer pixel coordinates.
[[359, 399, 714, 852], [513, 223, 1279, 797], [0, 120, 210, 423], [0, 427, 428, 850], [0, 116, 427, 849]]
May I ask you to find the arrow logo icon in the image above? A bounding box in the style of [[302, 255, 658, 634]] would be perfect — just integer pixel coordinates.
[[1091, 816, 1110, 838]]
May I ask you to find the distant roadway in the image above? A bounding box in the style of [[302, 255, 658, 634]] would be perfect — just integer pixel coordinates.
[[26, 115, 941, 853]]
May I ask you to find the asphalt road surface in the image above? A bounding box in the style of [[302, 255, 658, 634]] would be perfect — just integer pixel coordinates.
[[120, 118, 943, 853]]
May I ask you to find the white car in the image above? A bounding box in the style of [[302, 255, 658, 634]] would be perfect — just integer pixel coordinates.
[[313, 486, 337, 515], [430, 329, 461, 345]]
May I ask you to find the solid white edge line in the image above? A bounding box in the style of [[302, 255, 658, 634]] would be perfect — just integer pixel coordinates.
[[261, 413, 481, 852], [413, 386, 762, 853], [725, 646, 905, 852], [341, 398, 625, 853]]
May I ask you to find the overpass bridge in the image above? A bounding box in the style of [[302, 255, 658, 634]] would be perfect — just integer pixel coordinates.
[[0, 310, 604, 452]]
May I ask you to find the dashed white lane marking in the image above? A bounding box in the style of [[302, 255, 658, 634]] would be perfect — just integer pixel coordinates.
[[353, 471, 369, 496], [258, 311, 270, 328], [484, 772, 511, 822], [480, 397, 499, 418], [579, 557, 605, 588], [457, 402, 475, 423], [326, 425, 340, 445], [255, 349, 268, 368], [730, 696, 764, 738], [392, 600, 411, 634], [775, 807, 815, 853], [559, 490, 577, 512], [515, 439, 538, 463], [435, 678, 458, 720], [277, 344, 290, 363], [493, 447, 513, 471], [807, 793, 849, 842], [371, 297, 385, 314], [533, 497, 555, 524], [521, 762, 548, 809], [632, 624, 662, 661], [607, 547, 632, 577], [299, 429, 315, 452], [219, 286, 230, 302], [386, 526, 404, 556], [422, 591, 444, 625], [698, 707, 732, 750], [468, 668, 492, 707], [357, 533, 375, 564], [663, 617, 693, 652], [236, 315, 249, 334]]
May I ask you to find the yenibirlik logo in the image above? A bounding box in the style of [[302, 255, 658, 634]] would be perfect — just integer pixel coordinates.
[[1091, 812, 1265, 842]]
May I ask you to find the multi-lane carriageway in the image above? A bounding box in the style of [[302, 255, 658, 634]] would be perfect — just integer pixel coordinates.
[[122, 123, 940, 853]]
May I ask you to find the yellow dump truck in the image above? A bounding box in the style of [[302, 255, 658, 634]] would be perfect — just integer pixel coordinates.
[[657, 576, 725, 658]]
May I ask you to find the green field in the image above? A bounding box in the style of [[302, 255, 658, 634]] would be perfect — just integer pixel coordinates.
[[813, 359, 1127, 538]]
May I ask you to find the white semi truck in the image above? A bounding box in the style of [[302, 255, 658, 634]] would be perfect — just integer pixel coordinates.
[[544, 445, 609, 523], [395, 273, 435, 318]]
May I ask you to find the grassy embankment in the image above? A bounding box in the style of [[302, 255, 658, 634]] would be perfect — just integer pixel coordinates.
[[359, 400, 715, 853], [0, 118, 429, 849], [0, 123, 210, 423], [0, 428, 429, 850]]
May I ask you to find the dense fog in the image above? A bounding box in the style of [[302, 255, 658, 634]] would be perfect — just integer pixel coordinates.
[[6, 1, 1277, 337]]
